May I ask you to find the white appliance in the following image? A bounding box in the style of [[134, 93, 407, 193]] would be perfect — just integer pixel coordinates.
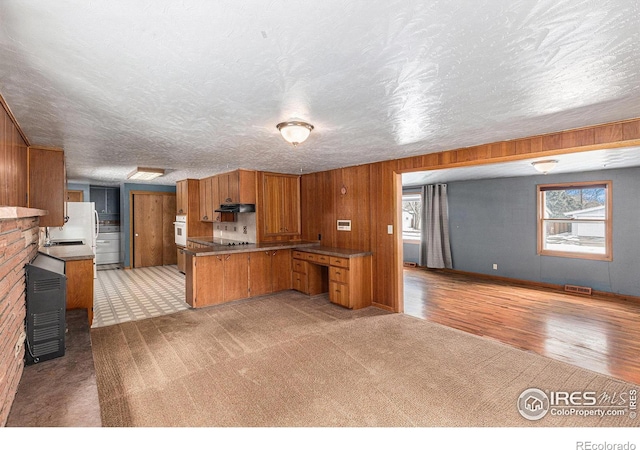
[[96, 224, 121, 265], [49, 202, 99, 278], [174, 215, 187, 247]]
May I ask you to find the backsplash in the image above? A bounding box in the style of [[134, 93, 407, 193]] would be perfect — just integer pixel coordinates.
[[213, 213, 256, 242]]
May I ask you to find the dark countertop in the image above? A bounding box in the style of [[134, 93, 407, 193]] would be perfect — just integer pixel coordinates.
[[293, 246, 373, 258], [184, 239, 320, 256], [38, 244, 95, 261]]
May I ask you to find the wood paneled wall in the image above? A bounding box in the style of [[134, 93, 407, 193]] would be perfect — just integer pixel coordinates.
[[0, 95, 29, 207], [301, 117, 640, 312]]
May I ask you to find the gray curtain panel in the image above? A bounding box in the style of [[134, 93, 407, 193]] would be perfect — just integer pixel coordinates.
[[421, 184, 453, 269]]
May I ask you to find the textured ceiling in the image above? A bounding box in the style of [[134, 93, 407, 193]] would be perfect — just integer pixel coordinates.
[[1, 1, 640, 186]]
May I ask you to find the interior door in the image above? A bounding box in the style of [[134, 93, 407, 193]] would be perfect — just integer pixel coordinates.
[[133, 194, 164, 268]]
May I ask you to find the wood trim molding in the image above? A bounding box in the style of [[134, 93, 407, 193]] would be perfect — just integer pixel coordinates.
[[0, 92, 30, 146], [439, 268, 640, 306], [372, 302, 395, 312], [395, 117, 640, 174]]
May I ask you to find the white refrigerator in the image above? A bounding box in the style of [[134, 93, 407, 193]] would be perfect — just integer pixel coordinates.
[[49, 202, 99, 278]]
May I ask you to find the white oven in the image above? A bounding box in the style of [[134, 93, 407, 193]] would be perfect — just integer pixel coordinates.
[[174, 215, 187, 246]]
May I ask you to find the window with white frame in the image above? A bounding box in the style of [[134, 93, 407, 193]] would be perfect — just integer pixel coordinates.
[[537, 181, 612, 261], [402, 192, 422, 242]]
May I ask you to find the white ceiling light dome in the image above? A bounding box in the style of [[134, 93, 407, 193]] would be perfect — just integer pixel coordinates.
[[277, 121, 314, 147], [531, 160, 558, 174]]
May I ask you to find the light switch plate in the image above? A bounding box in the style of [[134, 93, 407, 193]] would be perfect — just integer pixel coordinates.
[[387, 225, 393, 234]]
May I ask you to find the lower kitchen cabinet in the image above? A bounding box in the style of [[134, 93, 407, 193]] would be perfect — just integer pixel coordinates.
[[249, 249, 292, 297], [186, 252, 250, 307]]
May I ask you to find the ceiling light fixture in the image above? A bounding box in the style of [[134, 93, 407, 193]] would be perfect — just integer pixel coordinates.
[[127, 167, 165, 181], [276, 121, 314, 147], [531, 160, 558, 174]]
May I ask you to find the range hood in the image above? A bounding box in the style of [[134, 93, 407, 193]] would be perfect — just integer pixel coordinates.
[[214, 204, 256, 213]]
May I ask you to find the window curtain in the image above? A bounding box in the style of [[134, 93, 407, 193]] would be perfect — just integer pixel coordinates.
[[420, 184, 453, 269]]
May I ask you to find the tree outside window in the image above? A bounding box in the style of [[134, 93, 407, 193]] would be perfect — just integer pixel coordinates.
[[402, 192, 422, 241]]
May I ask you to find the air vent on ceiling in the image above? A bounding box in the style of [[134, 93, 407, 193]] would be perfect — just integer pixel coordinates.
[[564, 284, 592, 295]]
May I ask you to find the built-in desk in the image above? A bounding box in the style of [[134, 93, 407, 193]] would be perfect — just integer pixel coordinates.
[[292, 247, 373, 309]]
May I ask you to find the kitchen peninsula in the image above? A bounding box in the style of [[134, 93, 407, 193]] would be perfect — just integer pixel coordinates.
[[38, 244, 95, 325], [183, 238, 373, 310]]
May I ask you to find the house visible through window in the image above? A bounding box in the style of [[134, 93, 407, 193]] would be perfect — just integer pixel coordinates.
[[537, 181, 612, 261], [402, 192, 422, 242]]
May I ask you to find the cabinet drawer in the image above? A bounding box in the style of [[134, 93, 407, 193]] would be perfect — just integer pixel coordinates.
[[329, 266, 349, 284], [329, 281, 350, 308], [305, 253, 318, 262], [292, 259, 307, 274], [315, 254, 330, 265], [293, 272, 308, 293], [330, 256, 350, 268], [293, 251, 306, 259]]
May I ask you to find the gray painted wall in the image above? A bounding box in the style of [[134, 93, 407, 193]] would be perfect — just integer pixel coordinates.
[[447, 166, 640, 297], [403, 242, 420, 264]]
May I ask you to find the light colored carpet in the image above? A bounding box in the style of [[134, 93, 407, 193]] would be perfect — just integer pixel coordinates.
[[93, 265, 188, 328], [91, 292, 640, 427]]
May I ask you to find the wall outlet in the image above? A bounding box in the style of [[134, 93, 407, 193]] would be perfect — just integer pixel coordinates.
[[224, 225, 227, 230], [318, 233, 322, 241], [492, 264, 498, 270], [243, 226, 247, 234], [233, 226, 237, 231]]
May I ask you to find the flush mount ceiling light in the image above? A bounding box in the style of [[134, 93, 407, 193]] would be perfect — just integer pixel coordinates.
[[531, 160, 558, 174], [127, 167, 165, 181], [276, 121, 314, 147]]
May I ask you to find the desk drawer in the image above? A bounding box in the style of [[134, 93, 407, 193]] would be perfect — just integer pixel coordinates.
[[315, 254, 330, 265], [329, 266, 349, 284], [330, 256, 350, 268], [293, 272, 308, 293], [292, 259, 307, 274], [329, 281, 350, 308], [293, 250, 306, 259]]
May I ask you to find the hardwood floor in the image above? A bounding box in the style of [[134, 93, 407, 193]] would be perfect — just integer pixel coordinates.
[[403, 268, 640, 386]]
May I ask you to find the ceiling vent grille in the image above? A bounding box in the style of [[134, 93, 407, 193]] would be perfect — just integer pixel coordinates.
[[564, 284, 592, 295]]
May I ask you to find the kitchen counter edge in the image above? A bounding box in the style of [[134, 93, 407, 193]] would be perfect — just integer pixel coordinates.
[[183, 240, 320, 256], [38, 245, 95, 261]]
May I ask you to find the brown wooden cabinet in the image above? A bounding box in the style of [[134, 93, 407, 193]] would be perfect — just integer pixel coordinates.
[[249, 249, 292, 297], [199, 170, 256, 223], [185, 252, 249, 307], [28, 146, 65, 227], [259, 172, 301, 240], [199, 177, 213, 221], [292, 250, 327, 296], [176, 179, 188, 215], [65, 258, 95, 326], [292, 250, 372, 309]]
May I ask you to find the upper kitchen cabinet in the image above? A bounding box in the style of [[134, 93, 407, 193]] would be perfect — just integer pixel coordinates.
[[176, 179, 212, 237], [28, 146, 65, 227], [257, 172, 301, 241], [90, 186, 120, 215], [218, 169, 257, 205]]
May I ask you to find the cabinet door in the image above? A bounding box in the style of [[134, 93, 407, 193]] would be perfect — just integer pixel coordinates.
[[282, 175, 301, 235], [176, 181, 186, 214], [199, 177, 213, 221], [262, 174, 284, 235], [90, 187, 105, 213], [177, 247, 186, 273], [29, 147, 65, 227], [271, 249, 292, 291], [227, 171, 239, 204], [106, 188, 120, 214], [219, 173, 231, 204], [249, 251, 272, 297], [223, 253, 249, 301], [211, 176, 222, 221]]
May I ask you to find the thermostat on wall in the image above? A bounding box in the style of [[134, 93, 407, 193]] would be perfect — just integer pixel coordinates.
[[337, 220, 352, 231]]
